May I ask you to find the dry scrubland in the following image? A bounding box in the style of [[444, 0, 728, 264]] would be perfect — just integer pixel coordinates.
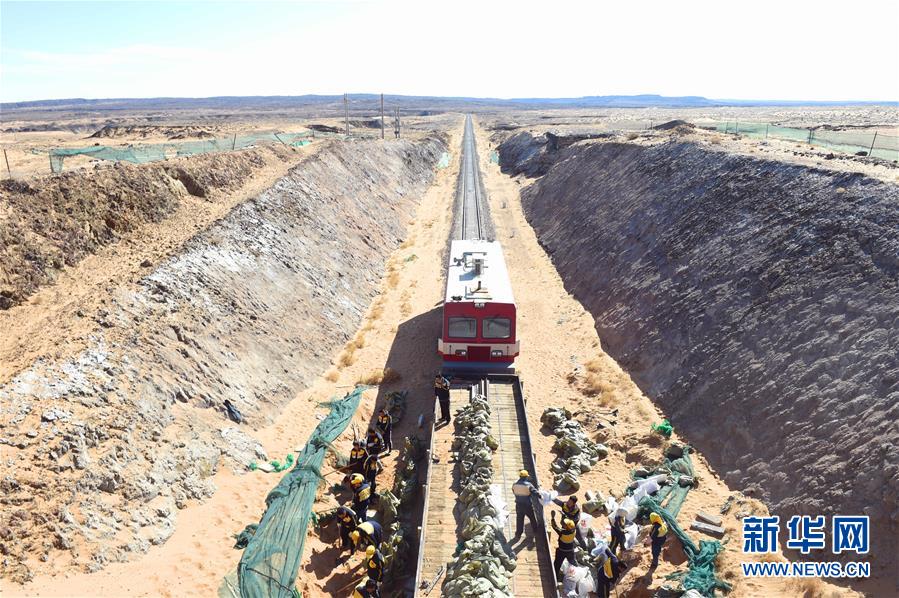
[[0, 105, 896, 597]]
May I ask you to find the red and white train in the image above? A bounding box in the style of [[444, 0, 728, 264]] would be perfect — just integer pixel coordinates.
[[438, 240, 519, 369]]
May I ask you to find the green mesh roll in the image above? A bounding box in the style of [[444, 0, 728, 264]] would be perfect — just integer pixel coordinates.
[[238, 386, 365, 598]]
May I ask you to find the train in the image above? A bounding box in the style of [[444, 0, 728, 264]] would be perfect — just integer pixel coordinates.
[[438, 239, 519, 369]]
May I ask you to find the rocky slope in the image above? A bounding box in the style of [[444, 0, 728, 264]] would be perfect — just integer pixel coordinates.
[[499, 134, 899, 583], [0, 136, 445, 583]]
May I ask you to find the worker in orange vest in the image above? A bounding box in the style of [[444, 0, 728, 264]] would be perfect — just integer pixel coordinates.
[[550, 513, 577, 574]]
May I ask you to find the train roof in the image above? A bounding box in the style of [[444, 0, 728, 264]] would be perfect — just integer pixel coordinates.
[[445, 240, 515, 305]]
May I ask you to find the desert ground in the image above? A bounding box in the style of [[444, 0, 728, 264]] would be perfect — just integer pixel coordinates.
[[2, 101, 896, 597]]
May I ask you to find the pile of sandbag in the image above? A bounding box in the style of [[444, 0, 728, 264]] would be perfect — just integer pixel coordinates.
[[541, 407, 608, 492], [394, 435, 422, 505], [377, 434, 423, 585], [384, 390, 408, 424], [561, 557, 597, 598], [443, 394, 516, 597]]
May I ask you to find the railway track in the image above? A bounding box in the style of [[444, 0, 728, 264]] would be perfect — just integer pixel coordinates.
[[458, 114, 485, 241], [414, 376, 558, 597], [414, 116, 557, 596]]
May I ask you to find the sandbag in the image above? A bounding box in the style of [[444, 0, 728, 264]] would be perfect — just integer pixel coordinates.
[[624, 522, 639, 550], [538, 489, 559, 507], [561, 558, 595, 598]]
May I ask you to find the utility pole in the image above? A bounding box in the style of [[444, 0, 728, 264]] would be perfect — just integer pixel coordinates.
[[868, 131, 878, 157], [380, 93, 385, 140], [394, 108, 401, 139], [344, 93, 350, 137]]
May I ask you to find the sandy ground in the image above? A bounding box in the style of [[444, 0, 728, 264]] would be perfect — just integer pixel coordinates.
[[0, 115, 448, 179], [8, 115, 861, 597], [480, 108, 899, 185], [0, 141, 323, 385]]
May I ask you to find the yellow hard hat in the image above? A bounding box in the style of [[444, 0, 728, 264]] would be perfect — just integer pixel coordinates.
[[563, 518, 575, 530], [519, 469, 529, 478], [350, 474, 364, 487], [366, 545, 376, 557], [350, 531, 360, 543], [650, 512, 662, 524]]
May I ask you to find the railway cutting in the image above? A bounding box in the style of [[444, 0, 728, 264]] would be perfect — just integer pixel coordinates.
[[414, 116, 558, 597]]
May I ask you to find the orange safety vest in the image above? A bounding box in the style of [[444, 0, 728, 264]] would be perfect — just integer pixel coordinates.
[[562, 502, 581, 522], [364, 456, 383, 477], [338, 512, 356, 527], [557, 528, 576, 550], [367, 553, 383, 581], [602, 557, 614, 579], [355, 484, 371, 502]]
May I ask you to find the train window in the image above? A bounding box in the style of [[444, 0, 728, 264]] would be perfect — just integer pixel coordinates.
[[448, 317, 477, 338], [483, 317, 511, 339]]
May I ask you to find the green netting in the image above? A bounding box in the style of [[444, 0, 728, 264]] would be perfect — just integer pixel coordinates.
[[651, 419, 673, 438], [436, 151, 450, 169], [639, 496, 732, 596], [708, 121, 899, 161], [627, 444, 728, 596], [49, 145, 168, 172], [654, 446, 694, 517], [237, 386, 365, 598], [47, 132, 314, 172]]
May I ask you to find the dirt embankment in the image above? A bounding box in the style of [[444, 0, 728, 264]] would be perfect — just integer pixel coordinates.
[[0, 145, 302, 309], [498, 134, 899, 584], [0, 136, 446, 584]]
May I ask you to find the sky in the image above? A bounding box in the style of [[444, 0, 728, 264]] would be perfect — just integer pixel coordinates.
[[1, 0, 898, 103]]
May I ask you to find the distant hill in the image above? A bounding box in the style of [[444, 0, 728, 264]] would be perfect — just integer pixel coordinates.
[[2, 93, 894, 119]]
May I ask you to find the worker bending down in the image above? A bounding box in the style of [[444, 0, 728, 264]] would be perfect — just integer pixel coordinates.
[[609, 511, 627, 555], [511, 469, 539, 543], [353, 578, 380, 598], [366, 427, 385, 456], [365, 545, 384, 583], [349, 440, 368, 474], [376, 408, 393, 454], [349, 474, 373, 520], [552, 495, 586, 548], [550, 513, 577, 574], [648, 512, 668, 569], [335, 506, 359, 564], [350, 519, 383, 552], [596, 546, 627, 598], [362, 451, 383, 495]]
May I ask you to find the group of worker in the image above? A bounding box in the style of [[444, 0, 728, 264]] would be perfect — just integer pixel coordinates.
[[332, 407, 393, 598], [512, 470, 669, 598]]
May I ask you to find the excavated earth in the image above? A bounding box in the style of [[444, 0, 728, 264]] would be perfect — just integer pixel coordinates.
[[0, 136, 445, 583], [497, 132, 899, 586], [0, 145, 298, 309]]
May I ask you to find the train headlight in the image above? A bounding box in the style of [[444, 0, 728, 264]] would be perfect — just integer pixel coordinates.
[[491, 350, 503, 357], [455, 350, 467, 357]]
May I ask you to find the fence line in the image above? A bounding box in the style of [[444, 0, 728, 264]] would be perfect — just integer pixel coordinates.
[[706, 121, 898, 162], [45, 131, 324, 173]]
